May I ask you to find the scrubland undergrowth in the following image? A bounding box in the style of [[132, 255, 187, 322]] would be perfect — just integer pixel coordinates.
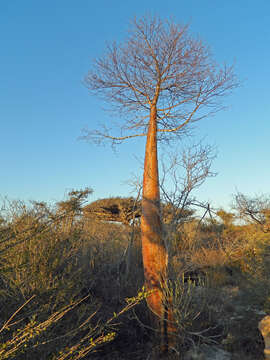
[[0, 191, 270, 359]]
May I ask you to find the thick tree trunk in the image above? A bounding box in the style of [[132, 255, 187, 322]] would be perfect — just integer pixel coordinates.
[[141, 106, 174, 351]]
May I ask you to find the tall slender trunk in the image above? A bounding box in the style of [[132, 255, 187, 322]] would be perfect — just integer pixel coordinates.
[[141, 105, 173, 351]]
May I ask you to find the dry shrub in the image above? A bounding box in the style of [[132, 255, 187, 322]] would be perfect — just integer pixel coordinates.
[[0, 195, 146, 359], [0, 287, 149, 360], [191, 247, 227, 268], [161, 276, 225, 355]]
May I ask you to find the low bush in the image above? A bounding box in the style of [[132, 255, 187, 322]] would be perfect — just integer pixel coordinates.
[[0, 196, 270, 359]]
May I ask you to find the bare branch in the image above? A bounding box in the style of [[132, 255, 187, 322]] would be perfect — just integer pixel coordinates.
[[80, 127, 147, 145], [83, 15, 238, 144], [233, 192, 270, 232], [160, 142, 217, 226]]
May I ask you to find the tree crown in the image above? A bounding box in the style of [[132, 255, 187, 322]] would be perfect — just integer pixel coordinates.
[[84, 16, 237, 144]]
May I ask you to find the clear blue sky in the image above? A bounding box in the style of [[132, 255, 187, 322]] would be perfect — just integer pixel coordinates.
[[1, 0, 269, 210]]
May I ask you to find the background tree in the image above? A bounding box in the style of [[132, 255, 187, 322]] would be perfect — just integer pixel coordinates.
[[159, 142, 217, 258], [83, 197, 141, 225], [84, 15, 237, 352], [233, 192, 270, 232]]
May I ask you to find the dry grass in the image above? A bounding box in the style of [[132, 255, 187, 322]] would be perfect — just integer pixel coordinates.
[[0, 196, 270, 359], [0, 195, 146, 359]]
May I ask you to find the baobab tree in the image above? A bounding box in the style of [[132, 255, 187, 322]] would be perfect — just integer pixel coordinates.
[[83, 15, 237, 352]]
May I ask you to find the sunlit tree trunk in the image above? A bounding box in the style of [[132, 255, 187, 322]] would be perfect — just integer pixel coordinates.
[[141, 105, 174, 351]]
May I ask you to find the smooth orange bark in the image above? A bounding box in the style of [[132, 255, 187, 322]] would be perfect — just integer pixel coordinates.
[[141, 106, 175, 351]]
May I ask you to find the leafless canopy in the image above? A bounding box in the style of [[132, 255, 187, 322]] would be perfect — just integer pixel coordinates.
[[159, 142, 217, 226], [83, 16, 237, 144], [233, 192, 270, 231]]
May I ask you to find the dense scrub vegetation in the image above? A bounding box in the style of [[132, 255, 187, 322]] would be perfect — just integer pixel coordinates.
[[1, 190, 270, 359]]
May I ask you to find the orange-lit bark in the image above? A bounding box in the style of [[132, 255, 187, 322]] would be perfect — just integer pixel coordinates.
[[141, 106, 174, 350]]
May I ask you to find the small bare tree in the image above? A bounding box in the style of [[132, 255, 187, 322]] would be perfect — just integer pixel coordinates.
[[83, 15, 237, 352], [160, 142, 217, 253], [233, 192, 270, 232]]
